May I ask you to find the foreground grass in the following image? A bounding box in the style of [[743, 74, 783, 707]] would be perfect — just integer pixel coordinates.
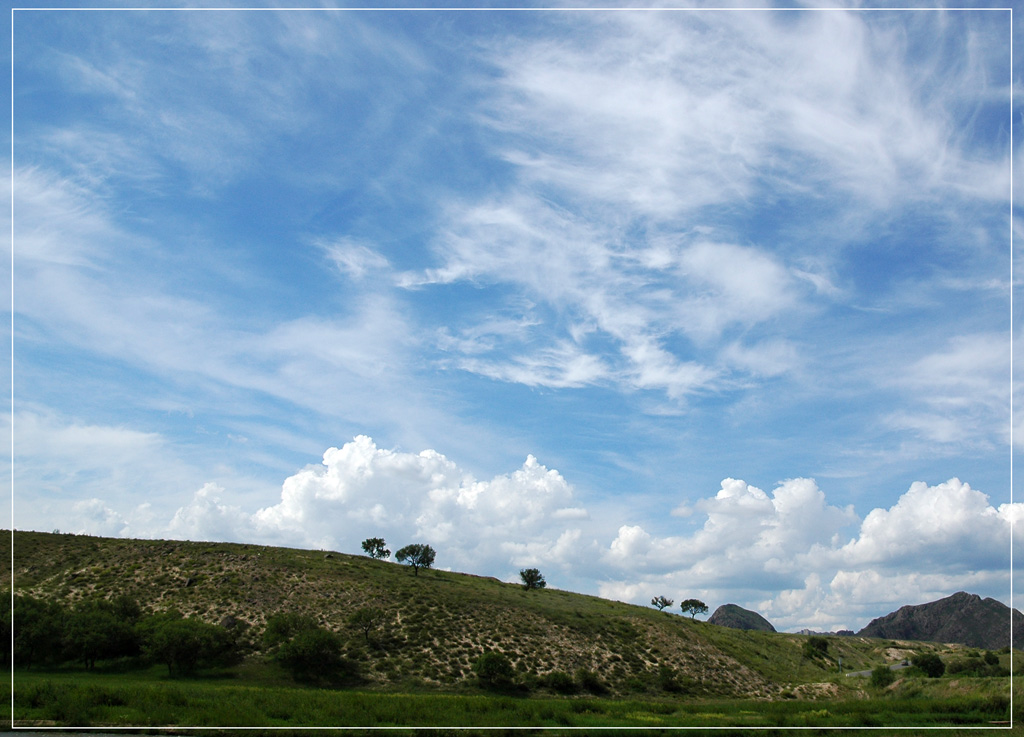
[[7, 668, 1015, 733]]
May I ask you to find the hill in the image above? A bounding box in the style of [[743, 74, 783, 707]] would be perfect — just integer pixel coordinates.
[[2, 531, 986, 699], [857, 591, 1024, 650], [708, 604, 775, 632]]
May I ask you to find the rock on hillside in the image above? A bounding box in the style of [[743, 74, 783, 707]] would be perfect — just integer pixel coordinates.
[[857, 591, 1024, 650], [708, 604, 776, 632]]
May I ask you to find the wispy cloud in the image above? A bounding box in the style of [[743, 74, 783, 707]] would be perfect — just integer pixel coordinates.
[[10, 8, 1013, 632]]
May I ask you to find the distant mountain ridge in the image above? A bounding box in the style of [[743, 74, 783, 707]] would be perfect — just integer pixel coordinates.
[[856, 591, 1023, 650], [708, 604, 775, 632]]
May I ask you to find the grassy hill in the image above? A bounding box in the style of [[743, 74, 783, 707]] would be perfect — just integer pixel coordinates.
[[2, 530, 1006, 700]]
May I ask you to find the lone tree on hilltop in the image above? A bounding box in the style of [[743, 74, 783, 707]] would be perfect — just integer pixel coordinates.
[[651, 595, 674, 611], [361, 537, 390, 560], [395, 544, 436, 576], [680, 599, 709, 620], [520, 568, 546, 590]]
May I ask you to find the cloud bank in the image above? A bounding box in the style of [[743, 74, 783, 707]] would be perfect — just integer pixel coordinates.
[[50, 435, 1019, 633]]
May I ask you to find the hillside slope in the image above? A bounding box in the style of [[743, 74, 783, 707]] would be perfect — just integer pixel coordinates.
[[857, 591, 1023, 650], [2, 531, 971, 698]]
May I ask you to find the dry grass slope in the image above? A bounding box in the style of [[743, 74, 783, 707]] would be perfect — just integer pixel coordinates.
[[3, 530, 999, 699]]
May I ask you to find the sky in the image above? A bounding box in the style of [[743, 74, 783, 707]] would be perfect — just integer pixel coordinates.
[[6, 3, 1021, 633]]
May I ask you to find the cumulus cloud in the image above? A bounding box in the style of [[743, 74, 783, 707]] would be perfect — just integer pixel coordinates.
[[154, 436, 596, 580], [597, 476, 1020, 632], [70, 498, 129, 537], [32, 425, 1020, 632], [168, 483, 255, 544], [602, 478, 857, 583], [836, 478, 1013, 571]]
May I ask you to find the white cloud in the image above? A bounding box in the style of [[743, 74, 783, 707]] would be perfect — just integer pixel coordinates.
[[319, 237, 390, 280], [243, 436, 592, 578], [482, 10, 1005, 216], [883, 333, 1010, 448], [26, 420, 1020, 632], [674, 242, 798, 341], [168, 483, 255, 544], [836, 478, 1014, 571], [455, 341, 610, 390], [70, 498, 129, 537], [596, 476, 1019, 631]]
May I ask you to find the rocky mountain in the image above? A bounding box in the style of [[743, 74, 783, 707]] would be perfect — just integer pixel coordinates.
[[708, 603, 776, 632], [857, 591, 1024, 650]]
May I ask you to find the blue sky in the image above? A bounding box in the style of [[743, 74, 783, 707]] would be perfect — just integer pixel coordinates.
[[8, 4, 1020, 632]]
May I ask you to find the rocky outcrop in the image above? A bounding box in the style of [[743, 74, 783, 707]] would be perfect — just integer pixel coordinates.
[[708, 603, 776, 632], [857, 591, 1024, 649]]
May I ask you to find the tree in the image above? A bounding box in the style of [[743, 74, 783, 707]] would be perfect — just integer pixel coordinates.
[[63, 600, 138, 670], [12, 594, 65, 669], [361, 537, 390, 560], [139, 613, 238, 676], [395, 544, 435, 576], [680, 599, 708, 620], [911, 652, 945, 678], [349, 606, 386, 644], [519, 568, 546, 590], [651, 595, 674, 611]]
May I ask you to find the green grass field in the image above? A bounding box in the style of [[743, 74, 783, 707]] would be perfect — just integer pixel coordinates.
[[7, 665, 1016, 733]]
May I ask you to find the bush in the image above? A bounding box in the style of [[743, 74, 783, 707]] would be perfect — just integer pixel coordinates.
[[802, 636, 829, 659], [473, 651, 514, 688], [946, 656, 1007, 678], [263, 612, 320, 649], [870, 665, 896, 688], [276, 628, 343, 682], [543, 670, 578, 694], [575, 667, 607, 694], [911, 652, 945, 678], [658, 664, 685, 693]]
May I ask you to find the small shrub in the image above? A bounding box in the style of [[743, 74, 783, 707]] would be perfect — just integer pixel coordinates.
[[870, 665, 896, 688]]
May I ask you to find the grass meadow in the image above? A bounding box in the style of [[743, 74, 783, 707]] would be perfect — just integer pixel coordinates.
[[6, 665, 1016, 734]]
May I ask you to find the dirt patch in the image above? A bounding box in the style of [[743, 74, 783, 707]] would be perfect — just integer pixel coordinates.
[[793, 682, 839, 699]]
